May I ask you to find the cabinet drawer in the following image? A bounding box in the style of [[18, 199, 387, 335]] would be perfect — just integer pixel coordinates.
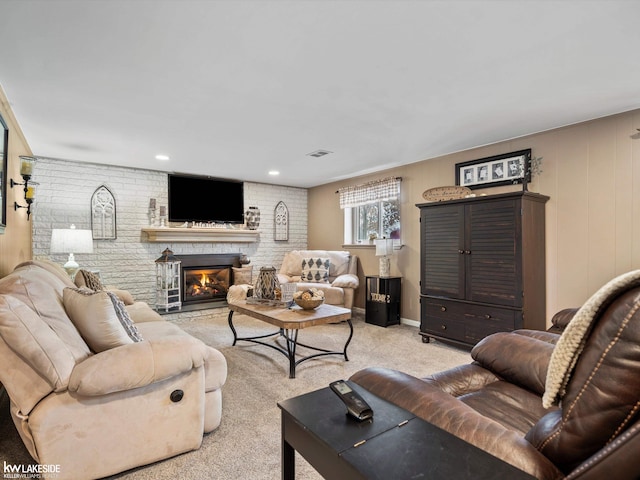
[[421, 299, 466, 342], [421, 315, 466, 343], [421, 297, 522, 345]]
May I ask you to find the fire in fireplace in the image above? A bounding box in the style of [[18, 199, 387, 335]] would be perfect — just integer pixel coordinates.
[[175, 253, 244, 307], [184, 267, 230, 303]]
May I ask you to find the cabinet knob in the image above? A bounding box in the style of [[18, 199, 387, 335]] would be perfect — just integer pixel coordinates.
[[441, 324, 447, 330], [465, 250, 471, 255], [458, 249, 464, 254], [485, 314, 491, 320], [440, 306, 447, 312]]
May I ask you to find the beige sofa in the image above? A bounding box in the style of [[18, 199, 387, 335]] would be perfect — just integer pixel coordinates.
[[0, 260, 227, 479], [277, 250, 359, 309]]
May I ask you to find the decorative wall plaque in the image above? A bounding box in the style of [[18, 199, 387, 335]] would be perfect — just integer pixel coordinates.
[[91, 185, 116, 239], [422, 186, 472, 202], [274, 201, 289, 241]]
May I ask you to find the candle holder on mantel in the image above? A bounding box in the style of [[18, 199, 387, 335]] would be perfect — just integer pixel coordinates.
[[158, 205, 167, 228], [148, 208, 157, 226], [148, 198, 157, 226]]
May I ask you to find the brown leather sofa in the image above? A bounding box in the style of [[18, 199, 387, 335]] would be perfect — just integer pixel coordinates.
[[350, 273, 640, 479]]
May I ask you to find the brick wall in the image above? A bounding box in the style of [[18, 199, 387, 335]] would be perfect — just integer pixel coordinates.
[[32, 159, 307, 308]]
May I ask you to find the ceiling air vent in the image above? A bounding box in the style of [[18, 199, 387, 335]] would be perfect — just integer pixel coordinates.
[[306, 149, 333, 158]]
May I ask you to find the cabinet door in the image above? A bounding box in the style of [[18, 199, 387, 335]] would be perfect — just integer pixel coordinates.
[[465, 199, 522, 307], [421, 204, 465, 299]]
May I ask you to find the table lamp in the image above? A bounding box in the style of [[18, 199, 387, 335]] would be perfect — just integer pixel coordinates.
[[50, 224, 94, 276], [375, 238, 394, 277]]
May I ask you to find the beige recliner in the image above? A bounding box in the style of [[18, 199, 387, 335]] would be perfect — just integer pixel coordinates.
[[0, 260, 227, 479]]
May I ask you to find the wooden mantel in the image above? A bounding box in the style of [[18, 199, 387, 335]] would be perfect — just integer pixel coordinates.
[[141, 227, 260, 243]]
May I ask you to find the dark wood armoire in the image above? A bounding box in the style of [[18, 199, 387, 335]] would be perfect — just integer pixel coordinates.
[[416, 191, 549, 346]]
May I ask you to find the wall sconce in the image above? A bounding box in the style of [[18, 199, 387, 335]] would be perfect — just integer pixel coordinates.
[[375, 238, 395, 277], [11, 155, 37, 220]]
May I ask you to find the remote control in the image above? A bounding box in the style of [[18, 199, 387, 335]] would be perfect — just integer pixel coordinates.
[[330, 380, 373, 421]]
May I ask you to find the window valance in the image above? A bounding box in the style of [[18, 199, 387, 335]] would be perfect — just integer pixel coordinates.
[[337, 176, 401, 209]]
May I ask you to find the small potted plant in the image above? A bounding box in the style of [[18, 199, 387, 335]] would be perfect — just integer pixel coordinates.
[[517, 156, 543, 192]]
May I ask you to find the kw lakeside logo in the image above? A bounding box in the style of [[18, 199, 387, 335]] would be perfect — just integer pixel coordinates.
[[3, 462, 61, 479]]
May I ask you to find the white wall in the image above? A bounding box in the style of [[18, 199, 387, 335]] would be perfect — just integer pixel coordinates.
[[32, 159, 307, 307]]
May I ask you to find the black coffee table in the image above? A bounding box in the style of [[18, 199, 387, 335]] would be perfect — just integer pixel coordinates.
[[278, 382, 536, 480]]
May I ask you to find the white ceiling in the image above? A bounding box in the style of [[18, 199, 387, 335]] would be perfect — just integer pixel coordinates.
[[1, 1, 639, 188]]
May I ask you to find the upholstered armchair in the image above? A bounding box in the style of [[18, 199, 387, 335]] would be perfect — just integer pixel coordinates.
[[276, 250, 359, 309]]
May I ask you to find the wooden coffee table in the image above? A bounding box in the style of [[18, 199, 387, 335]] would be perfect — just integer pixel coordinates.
[[227, 301, 353, 378]]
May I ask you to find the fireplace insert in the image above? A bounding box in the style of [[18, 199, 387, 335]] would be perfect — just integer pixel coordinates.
[[176, 253, 243, 307], [183, 267, 230, 304]]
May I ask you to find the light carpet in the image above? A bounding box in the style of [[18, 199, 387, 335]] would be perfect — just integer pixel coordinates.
[[0, 313, 471, 480]]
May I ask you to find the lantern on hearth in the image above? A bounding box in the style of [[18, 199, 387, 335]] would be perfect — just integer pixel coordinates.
[[155, 248, 182, 312]]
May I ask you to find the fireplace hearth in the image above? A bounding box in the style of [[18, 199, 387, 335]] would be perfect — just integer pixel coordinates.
[[175, 254, 243, 308]]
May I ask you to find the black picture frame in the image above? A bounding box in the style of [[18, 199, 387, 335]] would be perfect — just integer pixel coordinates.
[[0, 113, 8, 234], [455, 149, 532, 190]]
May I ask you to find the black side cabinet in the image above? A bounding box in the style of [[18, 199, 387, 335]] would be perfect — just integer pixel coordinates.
[[365, 276, 401, 327]]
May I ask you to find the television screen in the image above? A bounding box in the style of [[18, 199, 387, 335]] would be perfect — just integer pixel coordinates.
[[168, 174, 244, 224]]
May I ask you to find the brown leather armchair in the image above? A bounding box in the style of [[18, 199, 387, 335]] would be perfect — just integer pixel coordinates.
[[351, 276, 640, 479]]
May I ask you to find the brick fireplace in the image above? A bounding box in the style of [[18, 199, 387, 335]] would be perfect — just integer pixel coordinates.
[[176, 253, 243, 307]]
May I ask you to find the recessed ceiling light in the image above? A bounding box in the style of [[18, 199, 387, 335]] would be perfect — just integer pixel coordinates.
[[155, 154, 170, 161], [268, 170, 280, 176]]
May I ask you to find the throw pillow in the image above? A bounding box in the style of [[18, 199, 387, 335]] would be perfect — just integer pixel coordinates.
[[106, 288, 135, 306], [233, 266, 253, 285], [281, 250, 304, 276], [301, 258, 330, 283], [74, 269, 104, 291], [63, 287, 143, 353], [332, 274, 359, 289]]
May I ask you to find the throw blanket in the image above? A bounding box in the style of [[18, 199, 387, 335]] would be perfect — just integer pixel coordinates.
[[227, 284, 251, 304], [543, 269, 640, 408]]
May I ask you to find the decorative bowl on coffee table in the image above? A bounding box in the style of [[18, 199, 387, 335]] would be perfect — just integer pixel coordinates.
[[294, 297, 324, 310]]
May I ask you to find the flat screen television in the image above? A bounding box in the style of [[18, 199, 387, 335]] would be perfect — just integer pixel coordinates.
[[168, 174, 244, 224]]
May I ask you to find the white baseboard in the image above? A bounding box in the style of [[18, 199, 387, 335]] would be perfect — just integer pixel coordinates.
[[400, 318, 420, 328], [355, 306, 419, 328]]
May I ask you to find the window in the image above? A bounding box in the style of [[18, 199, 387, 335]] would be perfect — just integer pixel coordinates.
[[338, 177, 401, 245], [351, 200, 400, 243]]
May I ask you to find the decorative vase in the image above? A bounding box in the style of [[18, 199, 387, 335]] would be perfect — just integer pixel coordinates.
[[254, 266, 279, 300], [239, 254, 250, 265], [245, 206, 260, 230]]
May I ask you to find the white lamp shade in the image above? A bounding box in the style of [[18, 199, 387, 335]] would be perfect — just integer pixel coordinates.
[[375, 238, 394, 257], [50, 225, 94, 254]]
